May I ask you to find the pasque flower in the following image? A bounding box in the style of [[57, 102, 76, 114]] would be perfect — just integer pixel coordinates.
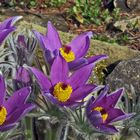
[[29, 55, 102, 106], [13, 66, 31, 90], [0, 16, 22, 44], [33, 21, 108, 70], [8, 34, 37, 89], [0, 74, 35, 131], [15, 66, 31, 84], [86, 86, 134, 134]]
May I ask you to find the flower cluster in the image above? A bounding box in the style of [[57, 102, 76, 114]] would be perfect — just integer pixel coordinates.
[[0, 17, 35, 132], [0, 16, 135, 137], [30, 21, 134, 134]]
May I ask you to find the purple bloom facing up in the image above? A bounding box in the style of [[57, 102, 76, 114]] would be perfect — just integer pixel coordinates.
[[0, 16, 22, 45], [33, 21, 108, 70], [0, 75, 35, 132], [86, 86, 135, 134], [29, 55, 103, 107]]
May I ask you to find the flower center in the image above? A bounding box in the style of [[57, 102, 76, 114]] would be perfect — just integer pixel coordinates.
[[53, 82, 73, 102], [59, 46, 75, 62], [0, 106, 7, 125], [93, 106, 108, 122]]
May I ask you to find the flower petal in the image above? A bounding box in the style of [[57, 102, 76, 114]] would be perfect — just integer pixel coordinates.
[[5, 103, 35, 125], [97, 124, 118, 134], [33, 30, 47, 50], [88, 110, 103, 126], [0, 123, 17, 132], [51, 55, 68, 85], [70, 84, 103, 101], [0, 74, 6, 105], [89, 85, 109, 109], [91, 88, 124, 111], [47, 21, 62, 50], [43, 92, 60, 105], [87, 54, 109, 64], [44, 49, 56, 65], [0, 16, 22, 30], [68, 63, 94, 90], [86, 96, 95, 115], [68, 58, 88, 71], [29, 67, 51, 91], [106, 108, 125, 123], [62, 101, 84, 108], [0, 28, 15, 44], [110, 112, 135, 123], [68, 32, 92, 58], [4, 87, 31, 115], [105, 88, 124, 110], [15, 67, 30, 83]]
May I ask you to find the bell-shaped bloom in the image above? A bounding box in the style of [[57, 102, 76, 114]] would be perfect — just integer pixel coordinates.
[[13, 66, 31, 90], [29, 55, 103, 106], [15, 66, 31, 83], [33, 21, 108, 70], [86, 86, 135, 134], [0, 16, 22, 45], [0, 75, 35, 131]]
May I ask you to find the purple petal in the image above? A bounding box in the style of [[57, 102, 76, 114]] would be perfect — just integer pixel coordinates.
[[0, 16, 22, 30], [43, 92, 62, 106], [0, 74, 6, 105], [97, 124, 118, 134], [68, 63, 94, 90], [86, 96, 95, 115], [68, 32, 93, 58], [17, 35, 27, 48], [4, 87, 31, 115], [88, 110, 103, 126], [62, 101, 84, 108], [15, 67, 30, 83], [44, 49, 55, 65], [73, 37, 90, 58], [87, 54, 109, 64], [90, 86, 109, 109], [70, 84, 103, 101], [104, 88, 124, 110], [68, 58, 88, 71], [5, 103, 34, 125], [33, 30, 46, 50], [47, 21, 62, 50], [43, 91, 83, 107], [106, 108, 125, 123], [0, 28, 16, 44], [51, 55, 68, 85], [29, 67, 51, 91], [110, 112, 135, 123], [0, 123, 17, 132]]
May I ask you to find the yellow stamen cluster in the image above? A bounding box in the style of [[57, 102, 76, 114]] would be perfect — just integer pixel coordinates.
[[93, 106, 108, 122], [0, 107, 7, 125], [59, 47, 75, 62], [53, 82, 73, 102]]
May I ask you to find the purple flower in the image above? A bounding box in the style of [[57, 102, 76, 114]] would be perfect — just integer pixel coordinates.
[[29, 55, 103, 107], [33, 21, 108, 70], [13, 66, 31, 90], [0, 74, 35, 132], [0, 16, 22, 45], [86, 86, 134, 134]]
